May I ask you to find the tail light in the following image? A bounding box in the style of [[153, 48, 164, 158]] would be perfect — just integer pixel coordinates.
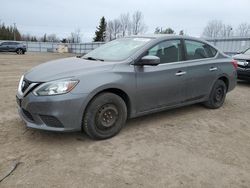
[[231, 60, 238, 69]]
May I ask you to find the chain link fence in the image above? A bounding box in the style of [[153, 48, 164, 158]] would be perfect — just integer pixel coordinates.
[[206, 37, 250, 56], [0, 40, 105, 54], [1, 37, 250, 56]]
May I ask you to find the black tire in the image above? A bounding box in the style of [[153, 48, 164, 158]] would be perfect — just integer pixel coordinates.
[[83, 92, 127, 140], [204, 79, 227, 109], [16, 49, 24, 55]]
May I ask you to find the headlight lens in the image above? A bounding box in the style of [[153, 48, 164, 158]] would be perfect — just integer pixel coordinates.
[[33, 79, 79, 96]]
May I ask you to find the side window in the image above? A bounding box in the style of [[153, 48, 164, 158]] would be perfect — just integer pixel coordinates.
[[147, 40, 182, 64], [185, 40, 217, 60], [1, 42, 8, 45]]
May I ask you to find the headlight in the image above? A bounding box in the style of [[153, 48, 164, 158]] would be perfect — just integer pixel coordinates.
[[33, 79, 79, 96]]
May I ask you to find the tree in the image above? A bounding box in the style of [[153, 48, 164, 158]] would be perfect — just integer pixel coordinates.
[[106, 19, 121, 41], [221, 25, 233, 37], [106, 21, 114, 41], [105, 11, 147, 41], [132, 11, 146, 35], [237, 23, 250, 37], [0, 22, 21, 40], [154, 27, 175, 34], [68, 28, 81, 43], [202, 20, 224, 38], [120, 13, 131, 37], [43, 34, 47, 42], [93, 16, 107, 42], [179, 30, 184, 35], [47, 34, 59, 42], [113, 19, 121, 39], [61, 38, 68, 43]]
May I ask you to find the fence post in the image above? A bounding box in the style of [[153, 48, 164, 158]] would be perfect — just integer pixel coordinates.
[[26, 41, 28, 52]]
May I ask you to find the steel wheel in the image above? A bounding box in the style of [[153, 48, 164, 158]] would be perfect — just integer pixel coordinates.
[[83, 92, 127, 140], [204, 79, 227, 109], [16, 49, 23, 54], [95, 104, 119, 131]]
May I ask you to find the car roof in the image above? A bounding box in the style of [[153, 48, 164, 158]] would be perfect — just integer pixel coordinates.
[[127, 34, 208, 42]]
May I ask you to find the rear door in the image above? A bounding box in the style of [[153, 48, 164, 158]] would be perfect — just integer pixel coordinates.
[[183, 40, 219, 101], [135, 39, 188, 112]]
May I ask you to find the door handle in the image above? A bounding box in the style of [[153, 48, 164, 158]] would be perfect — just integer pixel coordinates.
[[175, 71, 187, 76], [209, 67, 218, 71]]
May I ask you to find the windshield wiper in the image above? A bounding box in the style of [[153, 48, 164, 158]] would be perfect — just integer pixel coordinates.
[[83, 57, 104, 61]]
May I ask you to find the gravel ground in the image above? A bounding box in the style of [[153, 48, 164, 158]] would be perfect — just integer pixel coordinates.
[[0, 52, 250, 188]]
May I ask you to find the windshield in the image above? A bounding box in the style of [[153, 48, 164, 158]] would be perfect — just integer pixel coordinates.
[[83, 37, 152, 61], [244, 48, 250, 55]]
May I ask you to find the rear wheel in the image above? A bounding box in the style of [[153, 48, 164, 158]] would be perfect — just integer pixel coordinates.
[[204, 79, 227, 109], [83, 93, 127, 140]]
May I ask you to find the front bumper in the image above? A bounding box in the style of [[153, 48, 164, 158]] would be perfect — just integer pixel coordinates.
[[237, 67, 250, 81], [16, 92, 89, 132]]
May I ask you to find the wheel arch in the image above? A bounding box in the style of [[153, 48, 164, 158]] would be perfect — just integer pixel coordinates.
[[217, 75, 229, 91], [83, 87, 132, 119]]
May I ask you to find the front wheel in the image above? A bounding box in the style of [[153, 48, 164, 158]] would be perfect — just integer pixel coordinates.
[[83, 93, 127, 140], [204, 79, 227, 109]]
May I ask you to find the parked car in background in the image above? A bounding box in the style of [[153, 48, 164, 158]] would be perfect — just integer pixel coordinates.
[[16, 35, 237, 140], [0, 41, 26, 54], [233, 48, 250, 81]]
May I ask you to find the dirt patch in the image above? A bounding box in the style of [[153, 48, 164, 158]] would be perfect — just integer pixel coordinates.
[[0, 52, 250, 187]]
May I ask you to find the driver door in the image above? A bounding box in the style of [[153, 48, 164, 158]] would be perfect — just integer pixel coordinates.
[[135, 39, 188, 112]]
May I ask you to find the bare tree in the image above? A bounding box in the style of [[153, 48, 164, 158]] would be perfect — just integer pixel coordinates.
[[113, 19, 121, 39], [202, 20, 224, 38], [120, 13, 131, 37], [106, 19, 121, 41], [47, 34, 59, 42], [237, 23, 250, 37], [106, 21, 114, 41], [105, 11, 147, 40], [132, 11, 146, 35], [221, 25, 233, 37], [68, 28, 82, 43]]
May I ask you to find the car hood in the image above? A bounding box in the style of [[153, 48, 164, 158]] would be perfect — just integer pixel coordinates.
[[25, 57, 117, 82], [233, 54, 250, 61]]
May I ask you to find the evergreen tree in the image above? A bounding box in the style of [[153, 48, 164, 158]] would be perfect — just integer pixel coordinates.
[[43, 34, 47, 42], [0, 22, 21, 40], [154, 27, 175, 34], [179, 30, 184, 35], [93, 17, 107, 42]]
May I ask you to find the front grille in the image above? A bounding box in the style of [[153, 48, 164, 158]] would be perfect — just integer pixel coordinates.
[[40, 115, 64, 128], [22, 109, 34, 122]]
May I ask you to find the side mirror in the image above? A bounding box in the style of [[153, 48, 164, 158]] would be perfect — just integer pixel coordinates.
[[237, 51, 243, 54], [139, 55, 160, 66]]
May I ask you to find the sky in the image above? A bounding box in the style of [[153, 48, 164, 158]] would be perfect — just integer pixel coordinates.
[[1, 0, 250, 42]]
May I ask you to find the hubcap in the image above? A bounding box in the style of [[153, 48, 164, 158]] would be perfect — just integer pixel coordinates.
[[96, 104, 119, 130]]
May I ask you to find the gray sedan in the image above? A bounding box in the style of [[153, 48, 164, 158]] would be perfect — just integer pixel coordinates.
[[16, 35, 237, 139]]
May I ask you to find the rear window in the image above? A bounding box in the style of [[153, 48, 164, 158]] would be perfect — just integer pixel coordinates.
[[185, 40, 217, 60]]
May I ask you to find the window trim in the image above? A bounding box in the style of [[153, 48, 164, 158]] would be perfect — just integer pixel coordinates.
[[134, 38, 185, 65], [183, 39, 218, 61]]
